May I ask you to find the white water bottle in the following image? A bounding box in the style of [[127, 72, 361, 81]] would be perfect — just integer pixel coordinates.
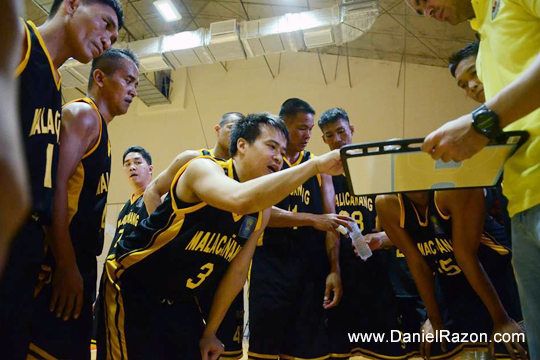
[[349, 221, 372, 261]]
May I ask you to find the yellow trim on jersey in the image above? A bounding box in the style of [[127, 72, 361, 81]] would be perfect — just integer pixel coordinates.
[[198, 148, 216, 157], [26, 21, 62, 90], [409, 198, 428, 227], [27, 355, 40, 360], [247, 351, 280, 359], [284, 151, 305, 168], [103, 273, 128, 360], [67, 163, 85, 224], [28, 343, 58, 360], [130, 192, 144, 205], [480, 232, 510, 256], [280, 353, 330, 360], [397, 193, 405, 229], [221, 349, 244, 359], [308, 152, 323, 187], [350, 346, 418, 360], [15, 19, 31, 77], [433, 192, 451, 220], [63, 97, 104, 159]]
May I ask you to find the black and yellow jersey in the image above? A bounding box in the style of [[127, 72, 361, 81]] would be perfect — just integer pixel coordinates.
[[65, 97, 111, 268], [198, 148, 224, 160], [107, 157, 263, 300], [261, 151, 325, 254], [17, 20, 62, 225], [398, 192, 511, 279], [333, 174, 376, 234], [106, 193, 148, 258]]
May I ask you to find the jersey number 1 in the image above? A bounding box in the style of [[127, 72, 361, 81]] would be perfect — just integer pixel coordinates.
[[44, 143, 54, 188]]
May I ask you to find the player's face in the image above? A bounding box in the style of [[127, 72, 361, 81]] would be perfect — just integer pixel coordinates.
[[242, 125, 287, 179], [285, 112, 314, 153], [217, 117, 240, 151], [455, 56, 485, 103], [123, 152, 153, 189], [67, 1, 119, 63], [102, 59, 139, 116], [321, 119, 354, 151], [405, 0, 473, 25]]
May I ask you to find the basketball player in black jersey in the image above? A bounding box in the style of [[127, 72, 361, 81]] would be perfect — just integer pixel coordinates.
[[113, 146, 154, 251], [249, 99, 344, 360], [144, 112, 245, 214], [99, 113, 343, 360], [29, 48, 138, 360], [377, 190, 526, 359], [0, 0, 29, 273], [0, 1, 123, 358], [319, 108, 416, 360]]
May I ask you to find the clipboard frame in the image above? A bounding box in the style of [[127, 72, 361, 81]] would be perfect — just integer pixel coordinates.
[[340, 131, 529, 196]]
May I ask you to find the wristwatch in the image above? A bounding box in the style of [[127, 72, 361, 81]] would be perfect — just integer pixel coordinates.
[[471, 104, 502, 140]]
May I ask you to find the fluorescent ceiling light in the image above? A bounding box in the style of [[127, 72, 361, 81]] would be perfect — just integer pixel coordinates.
[[153, 0, 182, 22]]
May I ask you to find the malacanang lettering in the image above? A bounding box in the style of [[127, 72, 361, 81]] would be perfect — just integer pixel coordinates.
[[335, 193, 373, 211], [118, 211, 140, 227], [185, 231, 242, 262], [416, 237, 453, 256], [290, 184, 310, 205], [29, 107, 61, 142]]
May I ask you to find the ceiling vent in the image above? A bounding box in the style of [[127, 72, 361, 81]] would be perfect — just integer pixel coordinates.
[[207, 19, 245, 62], [303, 28, 335, 48], [163, 29, 214, 68]]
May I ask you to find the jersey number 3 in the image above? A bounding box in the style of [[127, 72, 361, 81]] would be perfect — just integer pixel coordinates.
[[186, 263, 214, 289]]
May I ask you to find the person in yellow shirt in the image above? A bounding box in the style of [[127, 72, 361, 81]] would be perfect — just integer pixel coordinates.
[[406, 0, 540, 356]]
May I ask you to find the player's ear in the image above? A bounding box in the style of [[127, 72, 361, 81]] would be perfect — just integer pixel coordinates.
[[92, 69, 106, 88], [236, 137, 248, 155], [148, 165, 154, 175], [350, 124, 355, 136], [215, 125, 221, 134], [64, 0, 81, 16]]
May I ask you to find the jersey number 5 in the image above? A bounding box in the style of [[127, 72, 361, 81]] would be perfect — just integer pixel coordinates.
[[186, 263, 214, 289]]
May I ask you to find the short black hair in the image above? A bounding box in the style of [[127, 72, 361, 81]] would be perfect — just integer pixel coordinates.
[[449, 41, 479, 78], [279, 98, 315, 119], [88, 48, 139, 89], [49, 0, 124, 30], [123, 146, 152, 165], [219, 112, 245, 127], [229, 112, 289, 157], [318, 108, 350, 130]]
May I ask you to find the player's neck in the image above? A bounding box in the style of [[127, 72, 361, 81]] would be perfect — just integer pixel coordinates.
[[37, 20, 72, 70], [286, 148, 301, 164], [133, 182, 149, 198], [212, 144, 230, 160], [408, 192, 429, 212], [87, 93, 114, 124]]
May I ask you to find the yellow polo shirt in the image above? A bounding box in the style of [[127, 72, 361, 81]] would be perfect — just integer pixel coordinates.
[[470, 0, 540, 217]]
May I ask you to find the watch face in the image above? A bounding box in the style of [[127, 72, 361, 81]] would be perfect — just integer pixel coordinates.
[[475, 111, 496, 130]]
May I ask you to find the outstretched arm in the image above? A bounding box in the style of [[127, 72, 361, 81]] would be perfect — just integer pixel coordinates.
[[177, 150, 343, 215], [423, 44, 540, 162], [268, 206, 352, 235]]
